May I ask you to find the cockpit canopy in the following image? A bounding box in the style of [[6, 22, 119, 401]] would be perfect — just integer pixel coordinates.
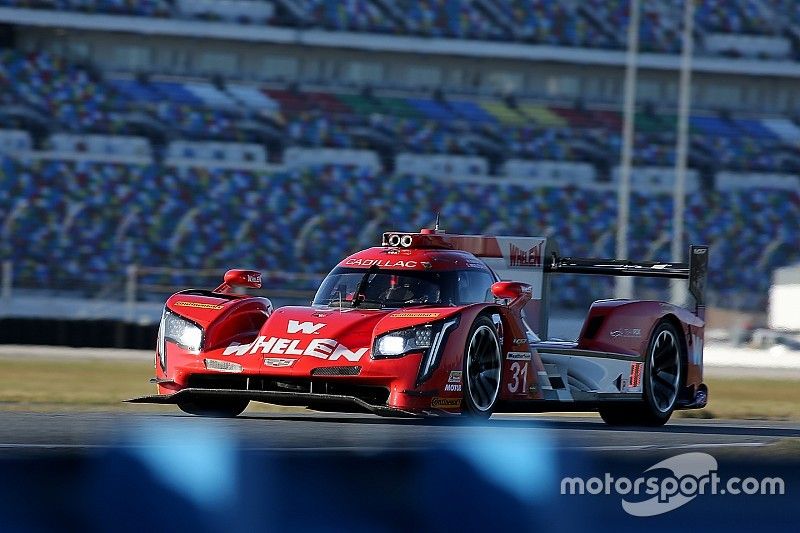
[[312, 267, 496, 308]]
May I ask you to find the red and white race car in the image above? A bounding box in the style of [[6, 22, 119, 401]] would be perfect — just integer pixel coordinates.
[[129, 229, 709, 426]]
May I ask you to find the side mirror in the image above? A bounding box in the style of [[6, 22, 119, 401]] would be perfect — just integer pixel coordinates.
[[491, 281, 532, 302], [224, 269, 262, 288], [215, 269, 262, 293]]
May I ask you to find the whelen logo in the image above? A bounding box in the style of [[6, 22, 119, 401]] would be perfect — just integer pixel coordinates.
[[224, 336, 367, 362], [508, 242, 543, 268]]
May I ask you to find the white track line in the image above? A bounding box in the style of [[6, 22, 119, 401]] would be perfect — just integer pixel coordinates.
[[562, 441, 772, 452]]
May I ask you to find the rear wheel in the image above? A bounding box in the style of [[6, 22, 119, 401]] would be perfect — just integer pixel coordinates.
[[462, 316, 502, 419], [177, 397, 249, 418], [599, 321, 683, 426]]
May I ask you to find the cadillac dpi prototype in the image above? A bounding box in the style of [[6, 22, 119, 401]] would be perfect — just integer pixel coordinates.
[[128, 229, 709, 426]]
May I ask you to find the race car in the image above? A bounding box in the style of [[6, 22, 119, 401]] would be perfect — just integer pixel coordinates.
[[128, 228, 709, 426]]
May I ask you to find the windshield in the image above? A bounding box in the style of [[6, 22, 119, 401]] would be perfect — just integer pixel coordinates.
[[312, 267, 496, 308]]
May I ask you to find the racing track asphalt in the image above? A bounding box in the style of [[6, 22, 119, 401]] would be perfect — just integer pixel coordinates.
[[4, 409, 800, 530], [0, 410, 798, 454]]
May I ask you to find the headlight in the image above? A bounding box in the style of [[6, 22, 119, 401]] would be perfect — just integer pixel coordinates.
[[163, 310, 203, 354], [373, 325, 435, 358], [372, 315, 460, 385]]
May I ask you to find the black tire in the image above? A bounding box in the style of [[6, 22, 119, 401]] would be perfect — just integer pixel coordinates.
[[599, 321, 683, 427], [462, 316, 502, 419], [177, 397, 249, 418]]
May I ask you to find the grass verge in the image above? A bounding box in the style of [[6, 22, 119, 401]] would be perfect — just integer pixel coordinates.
[[1, 358, 798, 420], [677, 376, 800, 421], [0, 357, 301, 413]]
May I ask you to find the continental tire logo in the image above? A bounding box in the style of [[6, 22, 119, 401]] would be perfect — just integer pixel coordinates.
[[174, 301, 224, 310], [431, 397, 461, 409]]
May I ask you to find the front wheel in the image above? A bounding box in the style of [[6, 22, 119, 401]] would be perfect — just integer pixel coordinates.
[[599, 321, 683, 426], [462, 316, 502, 419], [177, 397, 249, 418]]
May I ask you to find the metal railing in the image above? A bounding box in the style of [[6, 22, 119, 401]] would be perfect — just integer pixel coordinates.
[[0, 261, 326, 322], [0, 260, 771, 321]]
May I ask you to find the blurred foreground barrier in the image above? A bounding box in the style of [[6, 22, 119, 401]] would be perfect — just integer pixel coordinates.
[[0, 438, 795, 532]]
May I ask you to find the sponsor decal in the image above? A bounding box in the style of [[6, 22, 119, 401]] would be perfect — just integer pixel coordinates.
[[507, 351, 532, 361], [491, 237, 546, 300], [508, 241, 543, 268], [204, 359, 242, 373], [431, 397, 461, 409], [174, 301, 224, 310], [392, 312, 441, 319], [246, 273, 261, 283], [287, 320, 326, 334], [448, 370, 462, 384], [224, 336, 367, 362], [629, 362, 644, 390], [611, 328, 642, 338], [444, 383, 462, 392], [264, 357, 297, 368], [344, 258, 418, 269], [512, 338, 528, 345]]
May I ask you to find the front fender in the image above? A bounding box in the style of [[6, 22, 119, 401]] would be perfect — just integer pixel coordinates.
[[164, 291, 273, 351]]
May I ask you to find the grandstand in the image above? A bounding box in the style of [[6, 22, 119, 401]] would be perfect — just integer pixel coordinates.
[[2, 0, 800, 58], [0, 1, 799, 318]]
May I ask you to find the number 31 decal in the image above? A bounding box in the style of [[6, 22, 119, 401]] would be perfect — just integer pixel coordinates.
[[508, 361, 529, 393]]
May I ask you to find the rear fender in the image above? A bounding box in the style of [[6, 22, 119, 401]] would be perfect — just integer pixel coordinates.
[[577, 300, 702, 355], [576, 300, 705, 394]]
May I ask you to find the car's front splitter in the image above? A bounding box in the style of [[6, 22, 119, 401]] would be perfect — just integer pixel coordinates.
[[125, 388, 424, 418]]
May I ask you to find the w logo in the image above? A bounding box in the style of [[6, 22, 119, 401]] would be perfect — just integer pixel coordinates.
[[287, 320, 326, 334]]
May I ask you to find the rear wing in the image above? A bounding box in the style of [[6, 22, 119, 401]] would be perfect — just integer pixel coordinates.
[[546, 245, 709, 315], [378, 230, 708, 336]]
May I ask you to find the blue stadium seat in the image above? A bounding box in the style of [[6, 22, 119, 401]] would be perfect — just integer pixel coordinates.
[[151, 82, 205, 105]]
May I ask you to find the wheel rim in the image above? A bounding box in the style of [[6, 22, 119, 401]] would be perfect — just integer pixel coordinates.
[[466, 325, 501, 412], [649, 329, 681, 413]]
